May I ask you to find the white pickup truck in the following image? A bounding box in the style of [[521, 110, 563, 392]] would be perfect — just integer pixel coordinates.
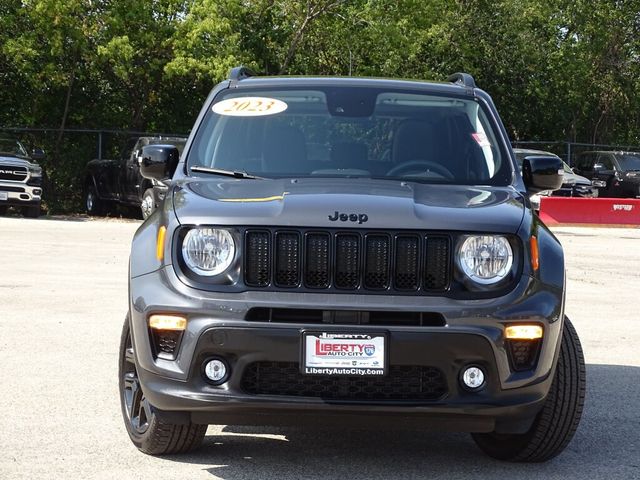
[[0, 138, 44, 218]]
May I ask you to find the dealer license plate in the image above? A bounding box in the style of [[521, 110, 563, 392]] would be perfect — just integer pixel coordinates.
[[302, 331, 387, 376], [0, 192, 7, 201]]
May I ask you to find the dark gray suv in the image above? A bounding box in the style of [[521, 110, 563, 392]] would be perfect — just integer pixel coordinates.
[[119, 68, 585, 462]]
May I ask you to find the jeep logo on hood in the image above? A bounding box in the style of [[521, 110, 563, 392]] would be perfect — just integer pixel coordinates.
[[328, 211, 369, 224]]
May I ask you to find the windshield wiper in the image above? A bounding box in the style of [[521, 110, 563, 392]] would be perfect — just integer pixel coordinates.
[[190, 166, 262, 179]]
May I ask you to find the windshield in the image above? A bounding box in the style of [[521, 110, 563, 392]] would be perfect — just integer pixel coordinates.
[[0, 139, 28, 157], [617, 154, 640, 171], [187, 87, 511, 185]]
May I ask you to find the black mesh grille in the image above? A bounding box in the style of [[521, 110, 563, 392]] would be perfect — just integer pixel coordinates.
[[395, 235, 419, 290], [364, 235, 390, 289], [275, 232, 301, 287], [0, 165, 28, 182], [424, 236, 451, 290], [305, 233, 330, 288], [245, 231, 271, 287], [508, 339, 542, 371], [335, 234, 360, 289], [150, 330, 183, 360], [243, 229, 451, 294], [241, 362, 448, 401]]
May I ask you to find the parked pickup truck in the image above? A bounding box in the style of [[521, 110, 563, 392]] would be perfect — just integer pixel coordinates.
[[0, 137, 45, 218], [84, 136, 186, 218]]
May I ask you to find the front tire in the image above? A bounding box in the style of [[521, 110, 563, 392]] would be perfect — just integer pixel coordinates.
[[140, 188, 156, 220], [119, 315, 207, 455], [472, 316, 586, 462], [23, 205, 40, 218]]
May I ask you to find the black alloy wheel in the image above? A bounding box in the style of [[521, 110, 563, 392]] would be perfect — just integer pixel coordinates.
[[118, 315, 207, 455]]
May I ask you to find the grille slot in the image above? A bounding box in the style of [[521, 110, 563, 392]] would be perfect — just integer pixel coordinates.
[[395, 235, 419, 290], [0, 165, 28, 182], [364, 234, 390, 289], [424, 236, 451, 290], [241, 362, 448, 401], [335, 234, 360, 289], [245, 308, 447, 327], [245, 231, 271, 287], [0, 185, 26, 193], [274, 232, 301, 287], [305, 233, 330, 288], [243, 229, 451, 294]]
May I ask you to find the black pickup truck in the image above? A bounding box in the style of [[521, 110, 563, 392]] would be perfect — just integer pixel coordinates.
[[84, 136, 186, 218]]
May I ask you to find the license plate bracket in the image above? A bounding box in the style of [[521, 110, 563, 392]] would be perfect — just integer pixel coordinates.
[[301, 331, 387, 376]]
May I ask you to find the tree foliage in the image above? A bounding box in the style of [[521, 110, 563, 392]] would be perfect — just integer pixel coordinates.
[[1, 0, 640, 211]]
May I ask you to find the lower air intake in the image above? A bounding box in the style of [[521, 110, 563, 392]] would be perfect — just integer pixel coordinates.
[[240, 362, 448, 401]]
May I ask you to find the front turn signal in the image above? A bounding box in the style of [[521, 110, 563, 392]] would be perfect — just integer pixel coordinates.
[[505, 324, 543, 340], [156, 226, 167, 261], [530, 236, 539, 271]]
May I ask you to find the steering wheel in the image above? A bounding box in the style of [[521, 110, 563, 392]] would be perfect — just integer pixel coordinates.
[[386, 160, 455, 180]]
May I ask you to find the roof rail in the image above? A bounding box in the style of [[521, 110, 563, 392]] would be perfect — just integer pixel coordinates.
[[448, 72, 476, 89], [228, 66, 256, 83]]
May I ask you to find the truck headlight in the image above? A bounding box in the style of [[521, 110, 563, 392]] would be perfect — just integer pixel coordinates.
[[458, 235, 513, 285], [182, 228, 235, 276]]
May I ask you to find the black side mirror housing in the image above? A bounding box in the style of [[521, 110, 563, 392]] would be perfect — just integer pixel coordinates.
[[31, 148, 45, 161], [140, 145, 180, 182], [522, 155, 564, 194]]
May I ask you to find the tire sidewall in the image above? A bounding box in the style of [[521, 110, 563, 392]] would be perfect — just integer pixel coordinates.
[[118, 315, 157, 449]]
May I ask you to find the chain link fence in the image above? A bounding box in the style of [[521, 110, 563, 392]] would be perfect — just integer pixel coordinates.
[[511, 141, 640, 166], [0, 127, 187, 213], [3, 126, 640, 214]]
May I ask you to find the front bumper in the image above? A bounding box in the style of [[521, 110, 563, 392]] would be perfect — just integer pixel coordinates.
[[0, 182, 42, 207], [129, 267, 564, 433], [551, 185, 598, 198]]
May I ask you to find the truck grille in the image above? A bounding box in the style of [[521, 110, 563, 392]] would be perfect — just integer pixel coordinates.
[[0, 165, 28, 182], [240, 362, 448, 401], [244, 229, 451, 293]]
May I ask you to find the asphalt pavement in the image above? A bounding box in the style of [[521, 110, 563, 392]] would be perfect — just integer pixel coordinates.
[[0, 216, 638, 479]]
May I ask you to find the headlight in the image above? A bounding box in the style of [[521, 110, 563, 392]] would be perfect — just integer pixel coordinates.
[[458, 235, 513, 285], [182, 228, 235, 276]]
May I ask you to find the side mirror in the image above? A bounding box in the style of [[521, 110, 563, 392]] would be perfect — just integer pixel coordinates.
[[522, 155, 563, 194], [31, 148, 45, 161], [140, 145, 180, 182]]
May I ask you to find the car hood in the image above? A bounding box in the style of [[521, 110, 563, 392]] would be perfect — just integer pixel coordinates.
[[172, 178, 526, 233], [0, 154, 37, 168]]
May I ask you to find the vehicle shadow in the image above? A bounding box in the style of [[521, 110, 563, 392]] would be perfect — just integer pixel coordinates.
[[160, 364, 640, 479]]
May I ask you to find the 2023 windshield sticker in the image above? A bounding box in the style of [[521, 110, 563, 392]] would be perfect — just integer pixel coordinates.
[[212, 97, 288, 117]]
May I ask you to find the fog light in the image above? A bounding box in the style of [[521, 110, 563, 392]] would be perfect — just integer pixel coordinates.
[[149, 314, 187, 331], [204, 358, 228, 384], [461, 366, 485, 390]]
